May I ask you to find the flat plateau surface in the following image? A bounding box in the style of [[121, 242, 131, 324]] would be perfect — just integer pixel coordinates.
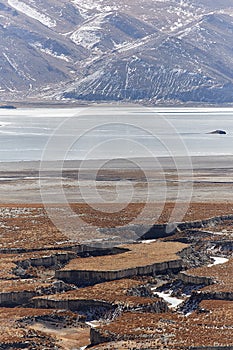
[[0, 154, 233, 349], [59, 241, 187, 271]]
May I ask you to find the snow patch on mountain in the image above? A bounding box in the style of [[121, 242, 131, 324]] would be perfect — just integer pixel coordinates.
[[70, 13, 108, 49], [7, 0, 56, 28], [32, 43, 70, 62], [72, 0, 117, 12], [72, 0, 117, 19]]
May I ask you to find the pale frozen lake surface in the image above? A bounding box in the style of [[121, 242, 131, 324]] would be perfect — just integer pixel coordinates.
[[0, 107, 232, 162]]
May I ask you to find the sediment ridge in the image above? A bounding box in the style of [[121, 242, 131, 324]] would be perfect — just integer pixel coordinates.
[[55, 242, 187, 286]]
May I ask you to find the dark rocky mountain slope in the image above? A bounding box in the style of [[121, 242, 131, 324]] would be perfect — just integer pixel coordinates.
[[1, 0, 233, 104]]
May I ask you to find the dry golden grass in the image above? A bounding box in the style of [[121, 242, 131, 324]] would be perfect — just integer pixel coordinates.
[[185, 258, 233, 293], [61, 241, 187, 271], [0, 202, 232, 249], [0, 308, 77, 345], [0, 279, 51, 293], [0, 250, 73, 280], [38, 279, 161, 308], [93, 302, 233, 348]]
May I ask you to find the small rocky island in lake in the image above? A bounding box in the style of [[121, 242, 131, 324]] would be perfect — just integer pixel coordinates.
[[208, 130, 227, 134], [0, 105, 16, 109]]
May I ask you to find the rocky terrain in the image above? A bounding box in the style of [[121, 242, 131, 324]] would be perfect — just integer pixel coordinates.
[[1, 201, 233, 349], [1, 0, 233, 104]]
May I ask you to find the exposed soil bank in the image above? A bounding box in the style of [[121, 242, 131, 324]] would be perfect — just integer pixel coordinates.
[[56, 259, 183, 286], [141, 215, 233, 240], [55, 242, 187, 286]]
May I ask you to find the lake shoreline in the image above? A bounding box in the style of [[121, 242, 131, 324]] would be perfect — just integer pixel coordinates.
[[0, 155, 232, 204], [0, 154, 233, 171]]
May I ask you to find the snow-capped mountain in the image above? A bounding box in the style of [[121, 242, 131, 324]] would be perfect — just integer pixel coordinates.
[[1, 0, 233, 104]]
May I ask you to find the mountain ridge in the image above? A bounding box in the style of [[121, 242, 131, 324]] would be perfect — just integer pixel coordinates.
[[1, 0, 233, 105]]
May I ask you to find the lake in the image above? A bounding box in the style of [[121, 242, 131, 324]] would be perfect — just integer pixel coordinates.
[[0, 107, 232, 162]]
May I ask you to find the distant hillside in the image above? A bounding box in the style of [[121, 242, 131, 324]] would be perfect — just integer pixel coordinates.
[[1, 0, 233, 105]]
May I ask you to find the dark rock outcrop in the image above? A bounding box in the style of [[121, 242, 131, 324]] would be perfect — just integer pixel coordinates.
[[0, 105, 16, 109], [207, 130, 227, 134]]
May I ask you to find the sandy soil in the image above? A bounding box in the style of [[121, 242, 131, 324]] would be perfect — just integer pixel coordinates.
[[0, 156, 232, 203], [29, 323, 90, 349]]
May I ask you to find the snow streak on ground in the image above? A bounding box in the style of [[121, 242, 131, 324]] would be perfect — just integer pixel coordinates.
[[155, 291, 184, 308], [208, 256, 229, 267], [72, 0, 116, 12], [8, 0, 56, 28]]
